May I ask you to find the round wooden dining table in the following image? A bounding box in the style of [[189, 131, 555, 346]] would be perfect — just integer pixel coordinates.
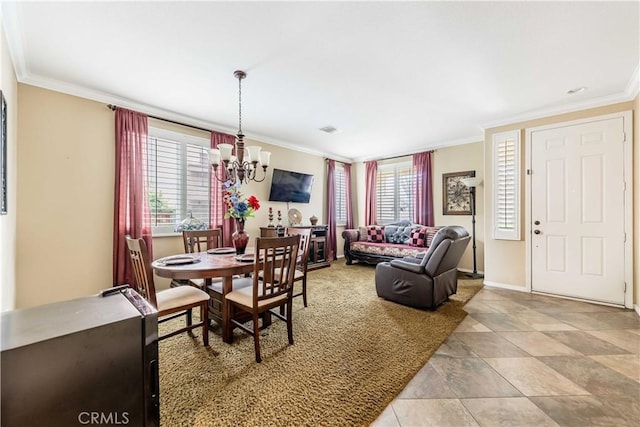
[[152, 250, 255, 343]]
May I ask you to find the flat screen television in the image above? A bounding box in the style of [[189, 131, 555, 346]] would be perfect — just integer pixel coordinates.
[[268, 168, 314, 203]]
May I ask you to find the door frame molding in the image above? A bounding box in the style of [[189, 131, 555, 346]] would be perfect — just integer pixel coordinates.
[[524, 111, 633, 308]]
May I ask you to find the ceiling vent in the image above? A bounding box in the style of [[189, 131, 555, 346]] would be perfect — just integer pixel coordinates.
[[567, 86, 587, 95], [319, 126, 340, 134]]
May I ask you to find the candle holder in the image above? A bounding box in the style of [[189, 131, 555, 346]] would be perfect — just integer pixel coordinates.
[[268, 207, 274, 227]]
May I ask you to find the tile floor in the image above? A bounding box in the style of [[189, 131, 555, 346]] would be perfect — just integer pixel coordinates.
[[371, 286, 640, 427]]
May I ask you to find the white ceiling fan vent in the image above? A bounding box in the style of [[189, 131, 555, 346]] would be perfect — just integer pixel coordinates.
[[319, 126, 340, 134]]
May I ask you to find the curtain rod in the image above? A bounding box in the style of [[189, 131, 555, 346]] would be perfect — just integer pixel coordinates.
[[368, 149, 435, 162], [107, 104, 213, 133]]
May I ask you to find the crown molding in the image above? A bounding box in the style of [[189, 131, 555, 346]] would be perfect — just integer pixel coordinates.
[[352, 134, 483, 163], [482, 88, 637, 130], [1, 1, 28, 82], [624, 61, 639, 99], [18, 72, 353, 163]]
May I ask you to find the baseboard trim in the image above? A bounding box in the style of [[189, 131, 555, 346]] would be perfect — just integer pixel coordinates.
[[482, 280, 529, 293], [634, 304, 640, 317]]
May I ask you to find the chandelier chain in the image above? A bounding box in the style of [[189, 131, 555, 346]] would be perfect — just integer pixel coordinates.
[[209, 70, 270, 185], [238, 74, 242, 134]]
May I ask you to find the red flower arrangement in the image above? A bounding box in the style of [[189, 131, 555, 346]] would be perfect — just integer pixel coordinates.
[[223, 181, 260, 220]]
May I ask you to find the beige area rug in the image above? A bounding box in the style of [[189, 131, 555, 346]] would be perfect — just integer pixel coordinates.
[[158, 260, 483, 427]]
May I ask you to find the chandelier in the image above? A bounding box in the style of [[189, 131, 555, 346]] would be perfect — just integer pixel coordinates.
[[209, 70, 271, 185]]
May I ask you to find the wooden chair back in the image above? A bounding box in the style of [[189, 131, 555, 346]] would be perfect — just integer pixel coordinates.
[[125, 236, 158, 308], [182, 228, 222, 253], [285, 227, 312, 275], [251, 235, 300, 306]]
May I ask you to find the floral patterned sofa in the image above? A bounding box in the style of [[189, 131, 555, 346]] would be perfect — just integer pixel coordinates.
[[342, 220, 442, 265]]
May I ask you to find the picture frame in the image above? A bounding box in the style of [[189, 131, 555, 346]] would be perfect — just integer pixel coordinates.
[[442, 170, 475, 215], [1, 90, 6, 215]]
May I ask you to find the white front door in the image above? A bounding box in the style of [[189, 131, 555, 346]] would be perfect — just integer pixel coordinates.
[[530, 115, 627, 305]]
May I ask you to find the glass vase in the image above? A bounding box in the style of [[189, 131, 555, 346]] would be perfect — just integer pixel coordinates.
[[232, 219, 249, 255]]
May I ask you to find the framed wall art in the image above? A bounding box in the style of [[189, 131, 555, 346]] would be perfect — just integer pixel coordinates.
[[442, 170, 475, 215], [1, 90, 6, 215]]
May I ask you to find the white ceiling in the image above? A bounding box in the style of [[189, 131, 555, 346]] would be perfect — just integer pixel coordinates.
[[2, 1, 639, 162]]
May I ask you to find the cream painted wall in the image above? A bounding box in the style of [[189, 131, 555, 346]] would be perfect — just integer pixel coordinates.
[[433, 142, 484, 273], [0, 18, 18, 311], [17, 85, 115, 308], [15, 86, 328, 305], [484, 101, 636, 296], [353, 161, 366, 226]]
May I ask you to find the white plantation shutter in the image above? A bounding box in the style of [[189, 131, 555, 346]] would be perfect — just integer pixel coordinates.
[[335, 163, 347, 225], [493, 130, 520, 240], [147, 127, 210, 234], [376, 161, 414, 224]]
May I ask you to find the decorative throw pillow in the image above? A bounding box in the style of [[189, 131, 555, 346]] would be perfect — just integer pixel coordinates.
[[425, 229, 438, 247], [366, 225, 385, 243], [387, 229, 404, 244], [409, 227, 428, 247], [397, 226, 414, 245], [358, 226, 368, 241]]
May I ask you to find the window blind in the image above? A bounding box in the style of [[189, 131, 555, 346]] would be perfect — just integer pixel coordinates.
[[376, 161, 414, 224], [147, 127, 210, 234], [493, 130, 520, 240], [335, 163, 347, 226]]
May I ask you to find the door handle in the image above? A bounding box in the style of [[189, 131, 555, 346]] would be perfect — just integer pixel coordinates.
[[534, 230, 541, 235]]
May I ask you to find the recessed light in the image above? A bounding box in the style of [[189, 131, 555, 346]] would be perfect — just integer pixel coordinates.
[[567, 86, 587, 95]]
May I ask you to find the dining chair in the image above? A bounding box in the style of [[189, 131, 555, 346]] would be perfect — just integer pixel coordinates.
[[225, 235, 301, 362], [126, 236, 210, 346], [180, 228, 247, 328], [284, 227, 312, 307], [171, 228, 223, 290], [182, 228, 222, 253]]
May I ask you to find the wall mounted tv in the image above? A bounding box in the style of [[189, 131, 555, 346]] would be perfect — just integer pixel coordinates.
[[268, 168, 314, 203]]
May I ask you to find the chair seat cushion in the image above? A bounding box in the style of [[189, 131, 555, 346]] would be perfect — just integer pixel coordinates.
[[207, 277, 253, 294], [156, 286, 209, 313], [226, 280, 287, 309], [273, 267, 304, 280]]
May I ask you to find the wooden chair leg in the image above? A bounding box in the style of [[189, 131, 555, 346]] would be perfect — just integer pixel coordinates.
[[302, 277, 308, 307], [253, 312, 262, 363], [201, 303, 209, 347], [287, 301, 294, 345], [186, 308, 193, 334]]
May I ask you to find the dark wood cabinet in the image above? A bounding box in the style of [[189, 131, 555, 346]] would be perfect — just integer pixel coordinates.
[[259, 226, 284, 238], [260, 225, 330, 270], [307, 225, 330, 270]]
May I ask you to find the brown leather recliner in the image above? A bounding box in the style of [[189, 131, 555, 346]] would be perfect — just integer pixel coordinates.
[[375, 226, 471, 310]]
